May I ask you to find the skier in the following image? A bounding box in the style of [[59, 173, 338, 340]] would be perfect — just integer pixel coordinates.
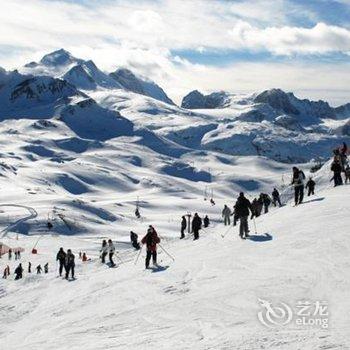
[[14, 263, 23, 280], [204, 215, 210, 228], [272, 188, 282, 207], [130, 231, 140, 249], [305, 177, 316, 196], [331, 159, 343, 186], [180, 216, 187, 239], [232, 205, 239, 226], [345, 164, 350, 184], [108, 239, 116, 267], [2, 265, 10, 279], [36, 265, 42, 274], [234, 192, 252, 239], [291, 167, 305, 205], [14, 251, 18, 260], [56, 247, 66, 277], [28, 262, 32, 273], [44, 263, 48, 274], [65, 249, 75, 279], [100, 240, 108, 264], [192, 213, 202, 240], [260, 193, 271, 214], [141, 226, 160, 269], [222, 205, 232, 226], [82, 252, 88, 262], [8, 248, 12, 260]]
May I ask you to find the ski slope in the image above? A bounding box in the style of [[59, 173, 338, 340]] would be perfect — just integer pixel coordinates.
[[0, 181, 349, 350]]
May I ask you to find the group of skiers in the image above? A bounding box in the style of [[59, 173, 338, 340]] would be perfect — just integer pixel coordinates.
[[100, 239, 116, 267], [331, 143, 349, 186], [56, 247, 75, 279], [180, 213, 209, 240], [3, 261, 49, 280]]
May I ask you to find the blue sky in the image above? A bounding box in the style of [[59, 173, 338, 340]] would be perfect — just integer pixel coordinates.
[[0, 0, 349, 105]]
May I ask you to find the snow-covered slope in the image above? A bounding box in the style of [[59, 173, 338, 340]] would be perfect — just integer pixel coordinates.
[[0, 175, 349, 349]]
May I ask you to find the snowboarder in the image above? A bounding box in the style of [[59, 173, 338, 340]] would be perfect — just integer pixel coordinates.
[[28, 262, 32, 273], [100, 240, 108, 264], [222, 205, 232, 226], [192, 213, 202, 240], [180, 216, 187, 239], [204, 215, 210, 228], [331, 159, 343, 186], [291, 167, 305, 205], [305, 178, 316, 196], [234, 192, 252, 239], [2, 265, 10, 279], [14, 263, 23, 280], [130, 231, 140, 249], [272, 188, 282, 207], [141, 226, 160, 269], [65, 249, 75, 279], [108, 239, 116, 267], [44, 263, 49, 274], [36, 265, 42, 274], [56, 247, 66, 277], [345, 164, 350, 184]]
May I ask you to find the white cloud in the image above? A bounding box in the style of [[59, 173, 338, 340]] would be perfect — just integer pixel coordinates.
[[0, 0, 349, 106], [229, 21, 350, 55]]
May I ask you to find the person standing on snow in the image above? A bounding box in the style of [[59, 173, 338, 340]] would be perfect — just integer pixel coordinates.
[[204, 215, 210, 228], [222, 205, 232, 226], [130, 231, 140, 250], [2, 265, 10, 279], [345, 164, 350, 184], [56, 247, 66, 277], [272, 188, 282, 207], [28, 262, 32, 273], [108, 239, 116, 267], [36, 265, 42, 274], [291, 167, 305, 205], [192, 213, 202, 240], [100, 240, 108, 264], [141, 226, 160, 269], [180, 216, 187, 239], [331, 159, 343, 186], [44, 263, 49, 274], [234, 192, 253, 239], [14, 263, 23, 280], [260, 193, 271, 214], [65, 249, 75, 279], [8, 248, 12, 260], [305, 178, 316, 196]]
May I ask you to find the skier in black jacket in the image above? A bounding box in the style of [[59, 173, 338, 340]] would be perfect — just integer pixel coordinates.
[[180, 216, 187, 239], [203, 215, 210, 228], [331, 160, 343, 186], [65, 249, 75, 280], [234, 192, 252, 239], [56, 247, 66, 277], [305, 178, 316, 196], [191, 213, 202, 240], [272, 188, 282, 207], [14, 263, 23, 280]]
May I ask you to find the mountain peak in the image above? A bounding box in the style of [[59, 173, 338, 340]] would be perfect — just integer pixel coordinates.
[[40, 49, 81, 67]]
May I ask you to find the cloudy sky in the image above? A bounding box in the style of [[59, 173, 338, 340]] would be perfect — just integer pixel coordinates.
[[1, 0, 350, 105]]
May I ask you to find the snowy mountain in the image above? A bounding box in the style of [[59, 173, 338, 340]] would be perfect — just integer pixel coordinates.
[[109, 68, 174, 105], [181, 90, 230, 109]]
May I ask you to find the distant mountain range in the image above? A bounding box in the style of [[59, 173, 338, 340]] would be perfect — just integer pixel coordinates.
[[0, 48, 349, 163]]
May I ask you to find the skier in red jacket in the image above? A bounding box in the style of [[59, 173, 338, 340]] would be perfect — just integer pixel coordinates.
[[141, 225, 160, 269]]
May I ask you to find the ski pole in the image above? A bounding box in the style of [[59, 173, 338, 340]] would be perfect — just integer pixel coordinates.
[[115, 252, 124, 264], [253, 217, 258, 235], [221, 225, 233, 238], [158, 244, 175, 261], [134, 245, 143, 265]]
